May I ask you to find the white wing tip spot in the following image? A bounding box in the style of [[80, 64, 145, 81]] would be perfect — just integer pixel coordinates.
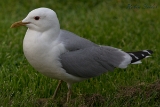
[[143, 50, 151, 55]]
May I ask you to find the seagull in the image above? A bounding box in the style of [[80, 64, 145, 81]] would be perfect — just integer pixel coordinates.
[[11, 7, 153, 102]]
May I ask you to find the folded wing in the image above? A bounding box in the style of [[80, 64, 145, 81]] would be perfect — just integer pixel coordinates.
[[60, 46, 131, 78]]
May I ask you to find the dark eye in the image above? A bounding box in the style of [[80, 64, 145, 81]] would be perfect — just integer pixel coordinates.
[[34, 16, 40, 20]]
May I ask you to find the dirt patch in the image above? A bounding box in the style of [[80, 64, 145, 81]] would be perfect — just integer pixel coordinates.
[[79, 94, 105, 107], [35, 94, 105, 107], [35, 80, 160, 107], [144, 80, 160, 99], [117, 80, 160, 99], [35, 98, 49, 107]]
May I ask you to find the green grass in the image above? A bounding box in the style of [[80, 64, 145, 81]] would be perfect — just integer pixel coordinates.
[[0, 0, 160, 106]]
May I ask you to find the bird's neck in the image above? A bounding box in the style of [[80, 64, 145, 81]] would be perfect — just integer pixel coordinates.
[[42, 27, 60, 42], [27, 26, 60, 43]]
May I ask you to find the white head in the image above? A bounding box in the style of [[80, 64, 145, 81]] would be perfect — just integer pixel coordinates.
[[11, 8, 60, 32]]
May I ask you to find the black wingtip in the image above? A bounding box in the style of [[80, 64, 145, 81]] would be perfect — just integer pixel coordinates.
[[127, 49, 153, 64]]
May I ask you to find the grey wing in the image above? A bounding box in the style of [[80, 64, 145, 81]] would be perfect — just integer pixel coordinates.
[[60, 46, 131, 78], [59, 29, 98, 51]]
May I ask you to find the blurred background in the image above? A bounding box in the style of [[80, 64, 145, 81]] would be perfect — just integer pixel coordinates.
[[0, 0, 160, 106]]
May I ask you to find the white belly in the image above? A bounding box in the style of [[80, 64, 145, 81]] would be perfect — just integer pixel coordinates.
[[23, 30, 83, 83]]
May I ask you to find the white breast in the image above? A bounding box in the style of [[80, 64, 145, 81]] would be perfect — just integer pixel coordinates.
[[23, 29, 83, 83]]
